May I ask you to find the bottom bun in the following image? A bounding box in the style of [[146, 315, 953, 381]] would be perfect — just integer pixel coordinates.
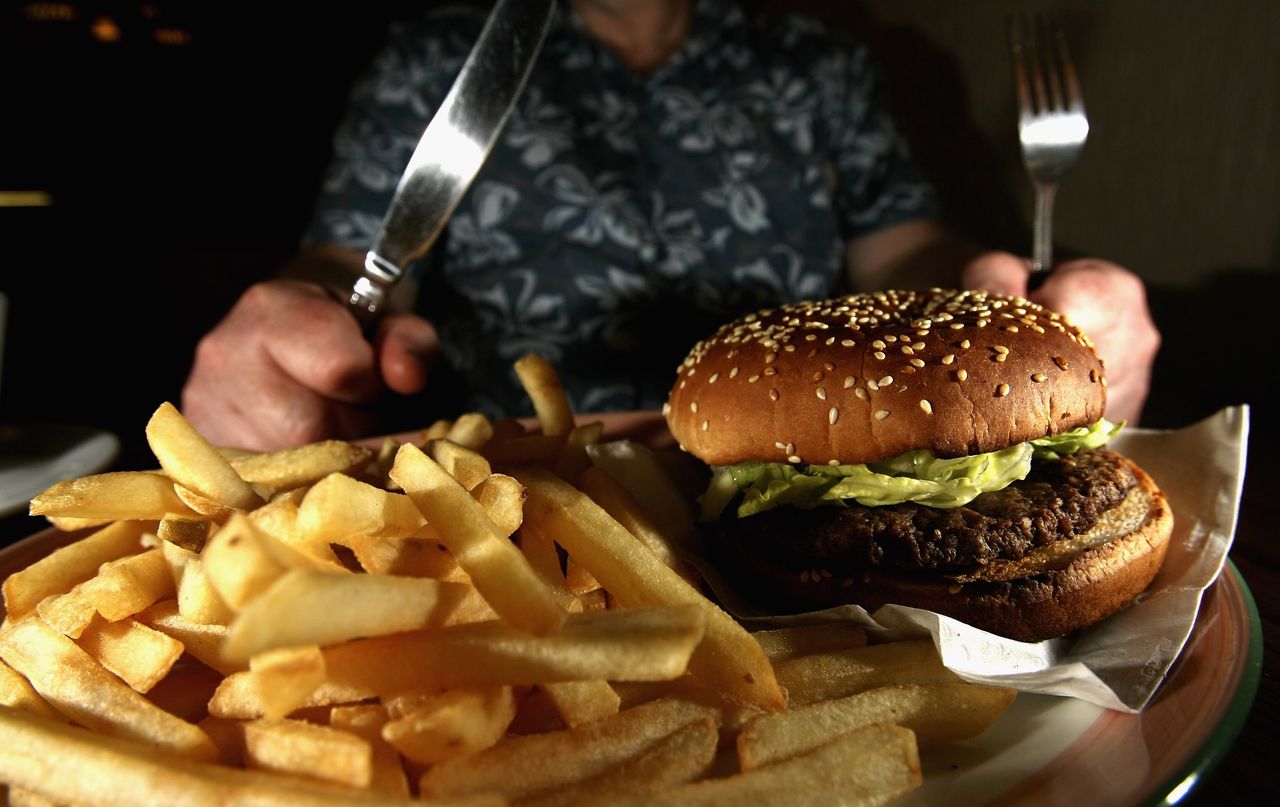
[[716, 463, 1174, 643]]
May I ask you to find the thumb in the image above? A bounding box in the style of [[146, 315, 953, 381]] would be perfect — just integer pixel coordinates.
[[375, 313, 439, 395], [961, 251, 1031, 297]]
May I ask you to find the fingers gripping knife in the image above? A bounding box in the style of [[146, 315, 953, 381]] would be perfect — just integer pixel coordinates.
[[340, 0, 557, 324]]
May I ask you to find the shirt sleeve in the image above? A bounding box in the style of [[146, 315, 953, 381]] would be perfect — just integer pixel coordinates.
[[823, 43, 940, 239], [300, 10, 484, 251]]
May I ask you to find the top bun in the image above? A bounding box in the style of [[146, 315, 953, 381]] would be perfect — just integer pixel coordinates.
[[665, 289, 1106, 466]]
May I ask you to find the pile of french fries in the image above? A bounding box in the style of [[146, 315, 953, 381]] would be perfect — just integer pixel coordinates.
[[0, 354, 1015, 806]]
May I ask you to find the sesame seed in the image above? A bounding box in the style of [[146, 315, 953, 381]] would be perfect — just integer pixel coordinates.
[[786, 442, 795, 454], [841, 339, 855, 347], [769, 388, 780, 401], [872, 340, 886, 349], [775, 441, 787, 450], [956, 369, 969, 381], [812, 371, 824, 382], [817, 388, 827, 400], [825, 337, 835, 345], [855, 388, 868, 400], [828, 459, 841, 467], [823, 362, 835, 371], [843, 376, 855, 389], [960, 339, 972, 349], [874, 351, 886, 360], [996, 383, 1010, 397], [701, 420, 709, 431], [1090, 368, 1100, 382], [910, 358, 925, 368], [879, 375, 893, 386], [995, 353, 1007, 362], [942, 354, 956, 365], [912, 342, 925, 350], [994, 345, 1010, 354], [951, 323, 965, 329], [885, 335, 898, 343], [787, 455, 802, 464], [1032, 372, 1048, 382], [748, 374, 760, 383], [662, 402, 671, 416], [901, 345, 915, 355], [764, 367, 777, 376], [875, 409, 891, 420], [690, 402, 698, 413], [1054, 356, 1070, 370], [868, 379, 880, 391], [709, 373, 719, 384], [948, 583, 963, 594], [1005, 325, 1020, 333], [784, 345, 796, 353], [765, 352, 777, 364], [828, 406, 839, 424], [805, 334, 817, 342], [920, 399, 933, 414]]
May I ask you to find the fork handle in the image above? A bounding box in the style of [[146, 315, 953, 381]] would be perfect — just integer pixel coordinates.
[[1032, 183, 1058, 275]]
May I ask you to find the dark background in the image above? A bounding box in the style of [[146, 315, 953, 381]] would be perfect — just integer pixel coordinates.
[[0, 1, 1276, 802]]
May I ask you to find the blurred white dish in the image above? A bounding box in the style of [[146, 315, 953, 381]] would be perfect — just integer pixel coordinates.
[[0, 423, 120, 518]]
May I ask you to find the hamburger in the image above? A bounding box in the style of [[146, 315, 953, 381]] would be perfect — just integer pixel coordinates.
[[664, 288, 1172, 642]]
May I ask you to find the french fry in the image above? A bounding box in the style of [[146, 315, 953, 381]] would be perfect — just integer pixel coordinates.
[[426, 439, 493, 490], [42, 514, 114, 532], [174, 483, 238, 521], [738, 683, 1017, 770], [136, 599, 241, 675], [421, 418, 453, 442], [0, 617, 216, 760], [540, 680, 622, 728], [202, 514, 333, 612], [347, 530, 461, 579], [469, 472, 526, 538], [251, 645, 327, 720], [177, 556, 237, 626], [329, 705, 411, 797], [3, 520, 148, 618], [209, 607, 705, 719], [243, 718, 373, 788], [0, 658, 66, 722], [249, 493, 343, 565], [156, 514, 210, 553], [198, 714, 247, 767], [555, 420, 605, 482], [29, 471, 196, 521], [36, 548, 175, 639], [514, 468, 785, 712], [514, 354, 575, 437], [445, 412, 495, 450], [419, 696, 720, 800], [750, 623, 868, 662], [390, 444, 565, 635], [774, 640, 963, 707], [620, 724, 921, 806], [576, 465, 686, 574], [382, 686, 516, 766], [230, 440, 373, 498], [0, 709, 477, 807], [295, 473, 426, 546], [520, 717, 719, 807], [75, 617, 185, 693], [584, 439, 700, 549], [222, 569, 472, 663], [146, 402, 262, 512]]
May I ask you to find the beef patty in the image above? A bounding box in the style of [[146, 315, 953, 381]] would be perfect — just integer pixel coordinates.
[[713, 448, 1137, 575]]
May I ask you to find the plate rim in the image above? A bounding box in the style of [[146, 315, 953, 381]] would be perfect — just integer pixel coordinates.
[[1141, 559, 1262, 806]]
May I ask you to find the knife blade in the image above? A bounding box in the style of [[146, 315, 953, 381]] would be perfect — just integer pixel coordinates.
[[342, 0, 557, 322]]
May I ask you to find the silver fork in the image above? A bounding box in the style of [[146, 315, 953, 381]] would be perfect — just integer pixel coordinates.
[[1008, 13, 1090, 276]]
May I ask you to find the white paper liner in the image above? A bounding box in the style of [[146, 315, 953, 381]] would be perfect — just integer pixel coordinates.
[[683, 406, 1250, 713]]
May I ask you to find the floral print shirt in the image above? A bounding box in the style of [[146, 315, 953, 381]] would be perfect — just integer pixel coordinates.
[[304, 0, 938, 418]]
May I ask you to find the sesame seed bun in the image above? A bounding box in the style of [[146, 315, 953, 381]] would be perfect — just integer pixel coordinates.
[[665, 288, 1106, 466]]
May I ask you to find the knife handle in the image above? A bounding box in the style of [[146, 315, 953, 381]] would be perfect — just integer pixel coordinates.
[[341, 252, 403, 327]]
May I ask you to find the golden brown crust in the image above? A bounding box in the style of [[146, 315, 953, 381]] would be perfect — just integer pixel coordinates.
[[735, 462, 1173, 642], [665, 289, 1107, 466]]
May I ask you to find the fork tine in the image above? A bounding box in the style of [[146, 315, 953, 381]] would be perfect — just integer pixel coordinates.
[[1007, 15, 1034, 121], [1047, 12, 1086, 113], [1035, 14, 1066, 113]]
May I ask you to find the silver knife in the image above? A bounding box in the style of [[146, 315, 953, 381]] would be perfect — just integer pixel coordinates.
[[342, 0, 558, 322]]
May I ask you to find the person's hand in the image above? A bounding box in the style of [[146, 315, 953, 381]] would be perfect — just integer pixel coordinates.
[[181, 279, 438, 450], [962, 252, 1160, 425]]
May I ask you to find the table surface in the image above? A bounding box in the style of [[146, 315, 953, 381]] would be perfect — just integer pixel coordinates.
[[0, 428, 1272, 805]]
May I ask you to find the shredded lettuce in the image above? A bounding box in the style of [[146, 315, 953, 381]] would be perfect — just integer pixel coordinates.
[[701, 418, 1122, 520]]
